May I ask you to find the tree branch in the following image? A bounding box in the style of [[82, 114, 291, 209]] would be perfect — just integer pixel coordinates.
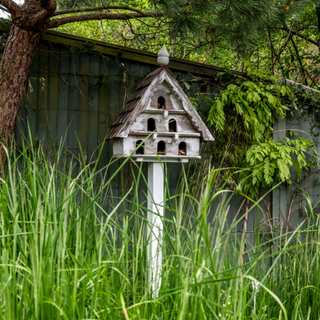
[[297, 26, 318, 31], [289, 37, 309, 85], [129, 16, 167, 28], [271, 21, 295, 69], [0, 5, 9, 13], [267, 30, 278, 72], [0, 0, 20, 15], [100, 20, 107, 42], [183, 42, 211, 59], [275, 27, 318, 46], [48, 11, 162, 29], [291, 29, 319, 46], [53, 5, 144, 17], [31, 9, 50, 26]]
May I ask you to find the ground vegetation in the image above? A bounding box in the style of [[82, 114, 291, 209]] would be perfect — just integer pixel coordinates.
[[0, 139, 319, 319]]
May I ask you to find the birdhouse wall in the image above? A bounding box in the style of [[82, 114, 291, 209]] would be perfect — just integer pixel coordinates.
[[146, 81, 184, 111], [129, 113, 198, 134], [113, 138, 124, 157], [121, 135, 200, 157], [129, 113, 167, 132], [173, 115, 198, 132]]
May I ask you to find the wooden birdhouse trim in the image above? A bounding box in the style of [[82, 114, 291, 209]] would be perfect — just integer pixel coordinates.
[[133, 155, 200, 162], [141, 110, 187, 115], [128, 132, 201, 138]]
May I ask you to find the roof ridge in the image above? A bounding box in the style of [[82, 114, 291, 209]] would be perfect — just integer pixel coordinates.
[[143, 66, 173, 80]]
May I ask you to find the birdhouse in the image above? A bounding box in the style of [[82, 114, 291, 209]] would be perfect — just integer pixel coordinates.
[[106, 45, 214, 162]]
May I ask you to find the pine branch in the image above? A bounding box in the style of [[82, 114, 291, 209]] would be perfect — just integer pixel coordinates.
[[48, 11, 162, 28], [53, 5, 144, 17]]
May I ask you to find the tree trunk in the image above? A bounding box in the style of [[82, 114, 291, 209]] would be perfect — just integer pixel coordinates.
[[0, 25, 43, 172]]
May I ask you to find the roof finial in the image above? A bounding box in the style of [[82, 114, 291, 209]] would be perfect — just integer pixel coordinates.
[[157, 44, 169, 66]]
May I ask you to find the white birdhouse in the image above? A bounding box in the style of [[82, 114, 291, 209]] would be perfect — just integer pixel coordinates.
[[106, 46, 214, 294], [106, 46, 214, 162]]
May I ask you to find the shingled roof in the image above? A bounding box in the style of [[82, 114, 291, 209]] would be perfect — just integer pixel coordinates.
[[106, 66, 214, 142]]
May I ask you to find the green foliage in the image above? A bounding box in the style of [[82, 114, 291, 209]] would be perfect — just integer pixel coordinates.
[[208, 81, 291, 143], [192, 78, 294, 171], [53, 0, 316, 74], [240, 137, 313, 197], [57, 0, 284, 41], [53, 0, 320, 91], [191, 76, 318, 197]]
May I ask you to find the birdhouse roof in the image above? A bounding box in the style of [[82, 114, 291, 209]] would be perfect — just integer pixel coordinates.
[[106, 66, 214, 141]]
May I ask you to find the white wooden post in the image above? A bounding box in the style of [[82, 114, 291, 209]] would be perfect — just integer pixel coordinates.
[[147, 161, 164, 294]]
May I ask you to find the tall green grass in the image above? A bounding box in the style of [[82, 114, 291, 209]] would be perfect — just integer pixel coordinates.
[[0, 139, 319, 319]]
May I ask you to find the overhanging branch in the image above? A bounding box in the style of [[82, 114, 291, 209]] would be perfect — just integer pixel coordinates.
[[271, 21, 295, 69], [53, 5, 144, 17], [48, 11, 163, 29], [298, 26, 318, 31], [290, 29, 318, 46], [0, 5, 9, 13], [275, 27, 318, 46], [0, 0, 20, 15]]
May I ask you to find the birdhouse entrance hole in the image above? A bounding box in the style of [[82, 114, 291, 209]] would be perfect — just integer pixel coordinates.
[[136, 140, 144, 154], [169, 119, 177, 132], [157, 141, 166, 154], [157, 96, 166, 109], [178, 142, 186, 156], [148, 118, 156, 131]]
